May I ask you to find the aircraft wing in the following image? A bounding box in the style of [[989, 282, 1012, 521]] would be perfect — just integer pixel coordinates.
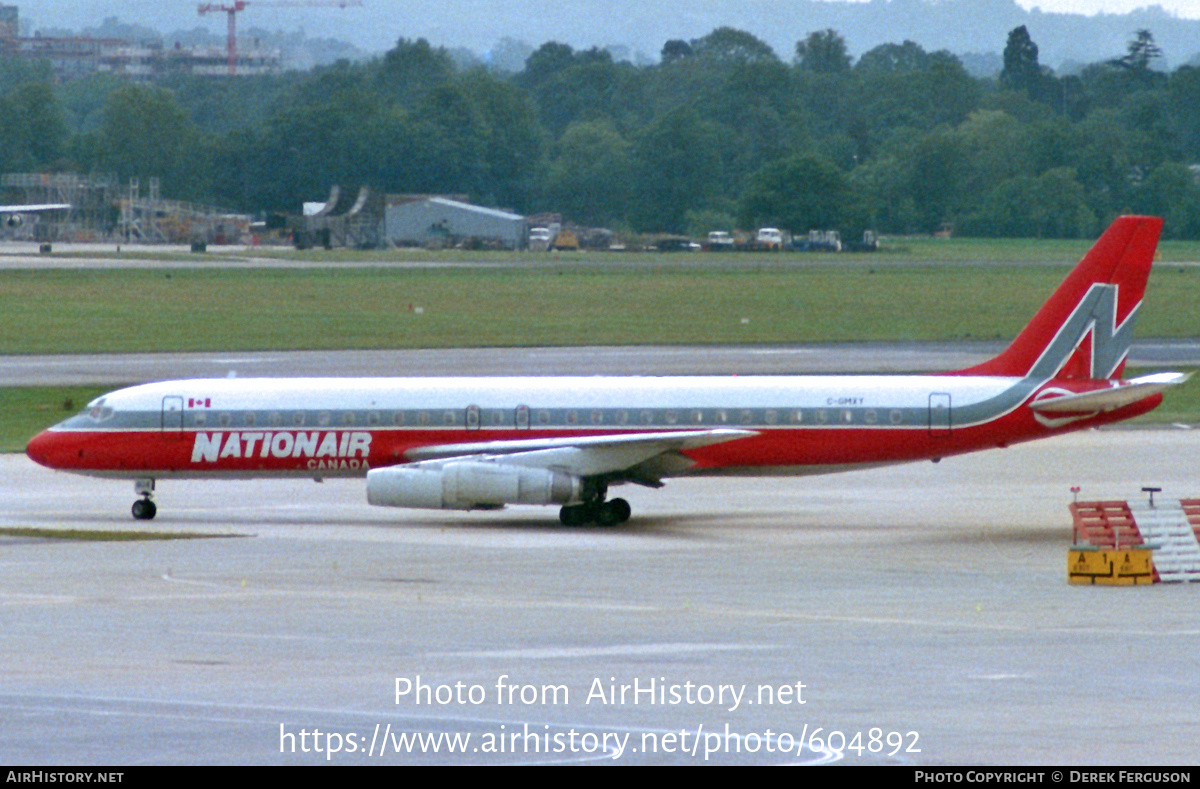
[[1030, 372, 1191, 414], [403, 428, 757, 479], [0, 204, 71, 212]]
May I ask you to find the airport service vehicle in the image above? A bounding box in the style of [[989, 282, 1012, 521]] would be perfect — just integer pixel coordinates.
[[26, 216, 1186, 525], [706, 231, 735, 251], [755, 227, 784, 250], [527, 226, 552, 251]]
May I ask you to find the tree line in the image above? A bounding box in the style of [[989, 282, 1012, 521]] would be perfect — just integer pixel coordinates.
[[3, 25, 1200, 239]]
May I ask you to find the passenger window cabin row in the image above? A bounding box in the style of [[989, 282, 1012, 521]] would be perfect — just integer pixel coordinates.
[[186, 407, 907, 429]]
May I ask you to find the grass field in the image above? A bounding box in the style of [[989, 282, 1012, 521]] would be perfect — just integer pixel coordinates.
[[1124, 368, 1200, 425], [2, 264, 1200, 353], [0, 385, 112, 452]]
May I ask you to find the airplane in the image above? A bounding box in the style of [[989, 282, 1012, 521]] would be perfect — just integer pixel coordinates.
[[24, 215, 1188, 525]]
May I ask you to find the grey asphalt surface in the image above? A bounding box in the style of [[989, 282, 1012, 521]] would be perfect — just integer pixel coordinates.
[[3, 240, 1198, 272], [2, 429, 1199, 765]]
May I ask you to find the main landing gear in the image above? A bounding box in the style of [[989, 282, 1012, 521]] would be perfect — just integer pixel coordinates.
[[131, 478, 157, 520], [559, 496, 632, 527]]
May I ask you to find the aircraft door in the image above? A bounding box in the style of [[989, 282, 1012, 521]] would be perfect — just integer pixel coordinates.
[[162, 396, 184, 440], [466, 404, 480, 431], [928, 392, 951, 437], [516, 404, 530, 430]]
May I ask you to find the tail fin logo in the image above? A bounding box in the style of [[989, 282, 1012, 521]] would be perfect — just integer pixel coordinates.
[[1033, 283, 1137, 382]]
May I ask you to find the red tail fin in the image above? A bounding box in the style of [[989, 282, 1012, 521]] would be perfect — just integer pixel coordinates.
[[959, 216, 1163, 380]]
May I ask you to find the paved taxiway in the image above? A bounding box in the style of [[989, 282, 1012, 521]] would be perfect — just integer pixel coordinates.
[[2, 429, 1198, 765], [11, 242, 1199, 272], [4, 339, 1200, 385]]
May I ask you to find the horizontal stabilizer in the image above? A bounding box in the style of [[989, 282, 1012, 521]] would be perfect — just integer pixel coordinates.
[[1030, 373, 1190, 413], [0, 203, 71, 212]]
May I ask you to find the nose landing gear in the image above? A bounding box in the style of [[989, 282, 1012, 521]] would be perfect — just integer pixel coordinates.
[[132, 479, 157, 520]]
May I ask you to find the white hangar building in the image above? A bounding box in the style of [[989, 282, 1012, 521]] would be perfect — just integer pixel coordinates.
[[383, 196, 527, 249]]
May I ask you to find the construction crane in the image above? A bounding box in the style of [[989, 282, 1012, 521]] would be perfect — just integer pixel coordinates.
[[197, 0, 362, 76]]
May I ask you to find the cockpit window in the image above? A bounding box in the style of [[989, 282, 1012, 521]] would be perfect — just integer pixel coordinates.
[[86, 397, 115, 422]]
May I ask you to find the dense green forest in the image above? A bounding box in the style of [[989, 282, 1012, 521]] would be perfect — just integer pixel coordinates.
[[4, 25, 1200, 239]]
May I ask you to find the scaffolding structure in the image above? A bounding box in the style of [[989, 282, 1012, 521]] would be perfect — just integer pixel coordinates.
[[118, 177, 250, 244], [1, 173, 251, 244], [0, 172, 120, 241]]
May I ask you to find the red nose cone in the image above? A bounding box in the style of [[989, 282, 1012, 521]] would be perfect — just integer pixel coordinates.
[[26, 430, 63, 469]]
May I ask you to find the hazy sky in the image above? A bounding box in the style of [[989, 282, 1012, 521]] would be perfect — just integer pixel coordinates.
[[13, 0, 1200, 56], [1015, 0, 1199, 15]]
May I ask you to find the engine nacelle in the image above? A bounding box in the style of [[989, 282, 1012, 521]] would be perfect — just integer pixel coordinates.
[[366, 461, 583, 510]]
